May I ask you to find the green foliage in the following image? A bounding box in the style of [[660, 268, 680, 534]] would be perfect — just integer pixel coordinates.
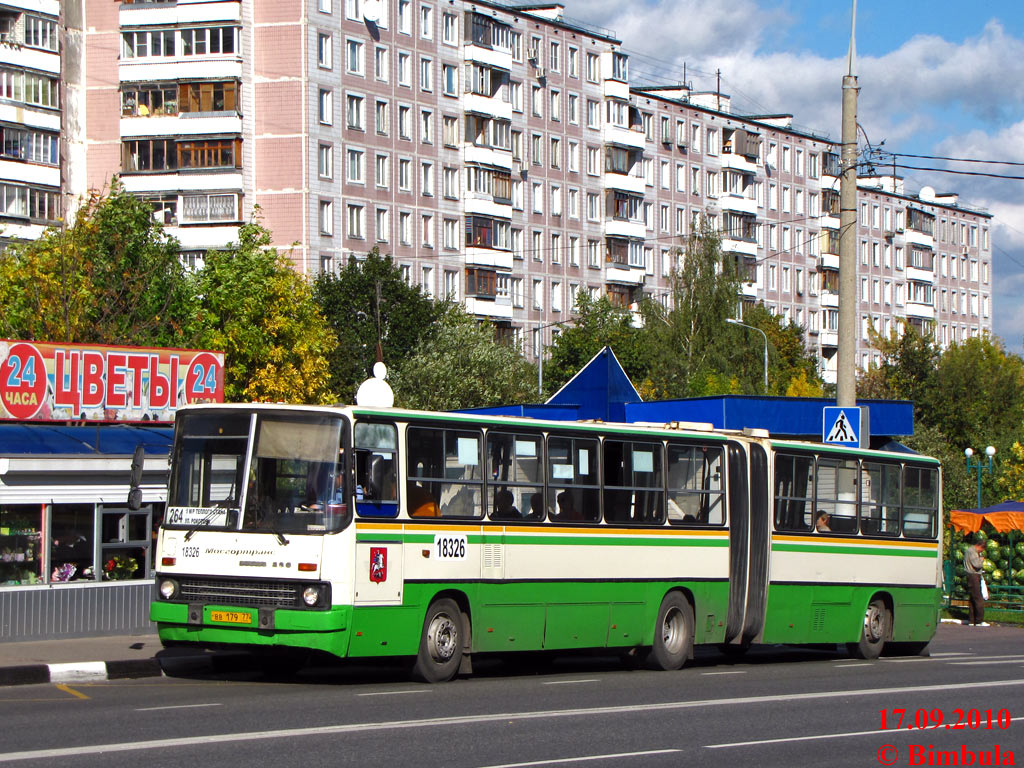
[[544, 292, 649, 397], [0, 181, 194, 347], [390, 306, 536, 410], [735, 303, 824, 396], [641, 223, 740, 398], [314, 248, 448, 403], [859, 321, 940, 418], [919, 334, 1024, 452], [190, 220, 336, 404]]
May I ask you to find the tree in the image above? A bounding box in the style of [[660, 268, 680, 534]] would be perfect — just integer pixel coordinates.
[[918, 334, 1024, 452], [314, 249, 448, 403], [859, 321, 940, 415], [190, 220, 336, 404], [641, 222, 741, 398], [543, 292, 649, 397], [390, 306, 536, 410], [735, 303, 824, 396], [0, 181, 194, 347]]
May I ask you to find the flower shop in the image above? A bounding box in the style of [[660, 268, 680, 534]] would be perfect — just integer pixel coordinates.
[[0, 340, 223, 641]]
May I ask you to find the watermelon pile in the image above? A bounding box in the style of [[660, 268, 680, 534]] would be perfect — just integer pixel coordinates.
[[950, 527, 1024, 601]]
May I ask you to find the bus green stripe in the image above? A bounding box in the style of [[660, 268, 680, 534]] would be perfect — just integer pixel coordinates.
[[771, 543, 937, 557], [357, 533, 728, 547]]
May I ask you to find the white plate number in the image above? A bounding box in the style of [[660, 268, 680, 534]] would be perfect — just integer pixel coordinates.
[[434, 533, 467, 560]]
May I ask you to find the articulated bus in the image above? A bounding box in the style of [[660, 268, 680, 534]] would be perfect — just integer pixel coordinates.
[[151, 403, 942, 682]]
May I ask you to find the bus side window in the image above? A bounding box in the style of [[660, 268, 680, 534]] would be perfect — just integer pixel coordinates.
[[903, 466, 938, 538], [668, 443, 724, 526], [773, 453, 813, 532], [407, 426, 483, 518], [547, 435, 599, 523], [354, 421, 399, 517]]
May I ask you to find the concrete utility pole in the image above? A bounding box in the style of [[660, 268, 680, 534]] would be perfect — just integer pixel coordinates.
[[836, 0, 859, 408]]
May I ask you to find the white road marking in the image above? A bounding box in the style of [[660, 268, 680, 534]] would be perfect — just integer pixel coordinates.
[[834, 663, 871, 668], [950, 659, 1024, 666], [702, 670, 746, 676], [929, 652, 972, 657], [357, 690, 431, 697], [477, 749, 681, 767], [707, 716, 1024, 749], [542, 679, 599, 686], [137, 703, 223, 712], [4, 679, 1024, 763]]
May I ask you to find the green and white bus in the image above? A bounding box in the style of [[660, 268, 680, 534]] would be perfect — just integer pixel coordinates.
[[151, 403, 942, 682]]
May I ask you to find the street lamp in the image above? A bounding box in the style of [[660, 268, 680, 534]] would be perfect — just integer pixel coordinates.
[[726, 318, 768, 392], [964, 445, 996, 509], [534, 320, 567, 396]]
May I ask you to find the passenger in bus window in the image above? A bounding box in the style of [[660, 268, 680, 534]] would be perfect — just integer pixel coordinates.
[[815, 511, 831, 532], [528, 492, 544, 519], [408, 483, 441, 517], [554, 490, 579, 521], [491, 489, 520, 519]]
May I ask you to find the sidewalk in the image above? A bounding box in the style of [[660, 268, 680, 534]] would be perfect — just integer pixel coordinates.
[[0, 633, 220, 686]]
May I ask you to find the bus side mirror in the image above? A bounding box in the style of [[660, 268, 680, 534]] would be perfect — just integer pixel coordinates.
[[128, 444, 145, 510]]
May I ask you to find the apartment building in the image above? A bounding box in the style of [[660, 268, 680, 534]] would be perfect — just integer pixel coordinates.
[[4, 0, 993, 382], [0, 1, 61, 241]]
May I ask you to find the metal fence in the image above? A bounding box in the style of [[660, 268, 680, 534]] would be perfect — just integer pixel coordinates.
[[0, 580, 155, 642]]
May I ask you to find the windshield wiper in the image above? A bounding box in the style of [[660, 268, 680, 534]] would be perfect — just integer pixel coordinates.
[[184, 506, 222, 542]]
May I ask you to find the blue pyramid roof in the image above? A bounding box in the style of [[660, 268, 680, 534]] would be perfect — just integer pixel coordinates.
[[544, 346, 641, 422]]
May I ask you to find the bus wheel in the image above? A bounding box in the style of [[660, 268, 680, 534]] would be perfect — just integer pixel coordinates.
[[648, 593, 693, 671], [847, 599, 889, 660], [412, 598, 463, 683]]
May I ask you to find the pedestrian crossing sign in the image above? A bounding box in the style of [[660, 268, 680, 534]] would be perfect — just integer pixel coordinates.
[[823, 406, 861, 445]]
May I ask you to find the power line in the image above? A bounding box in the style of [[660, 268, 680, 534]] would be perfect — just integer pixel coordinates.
[[888, 152, 1024, 168], [888, 164, 1024, 181]]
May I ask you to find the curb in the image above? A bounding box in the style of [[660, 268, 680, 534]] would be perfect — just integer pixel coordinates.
[[0, 658, 165, 687]]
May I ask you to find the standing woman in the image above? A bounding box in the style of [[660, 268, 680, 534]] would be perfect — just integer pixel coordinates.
[[963, 539, 989, 627]]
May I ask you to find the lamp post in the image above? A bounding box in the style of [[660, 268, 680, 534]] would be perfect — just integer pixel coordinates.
[[534, 320, 568, 396], [726, 318, 768, 392], [965, 445, 996, 509]]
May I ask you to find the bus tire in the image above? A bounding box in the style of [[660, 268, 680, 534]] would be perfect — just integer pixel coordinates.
[[412, 598, 464, 683], [847, 598, 889, 660], [648, 593, 693, 671]]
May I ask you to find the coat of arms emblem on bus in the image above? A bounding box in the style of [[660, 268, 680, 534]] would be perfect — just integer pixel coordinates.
[[370, 547, 387, 583]]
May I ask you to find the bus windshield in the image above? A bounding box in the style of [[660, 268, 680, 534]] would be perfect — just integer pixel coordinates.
[[166, 410, 351, 534]]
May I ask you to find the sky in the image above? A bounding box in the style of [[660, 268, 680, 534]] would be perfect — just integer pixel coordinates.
[[558, 0, 1024, 353]]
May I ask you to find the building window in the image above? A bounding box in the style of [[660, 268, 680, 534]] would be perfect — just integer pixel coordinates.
[[346, 203, 364, 238], [346, 38, 364, 74], [320, 200, 334, 235], [319, 89, 333, 124], [318, 33, 333, 69], [318, 143, 333, 178]]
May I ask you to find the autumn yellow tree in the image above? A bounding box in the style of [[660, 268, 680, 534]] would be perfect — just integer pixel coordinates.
[[190, 220, 336, 404]]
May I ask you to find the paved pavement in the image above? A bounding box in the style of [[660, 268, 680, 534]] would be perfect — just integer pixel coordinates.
[[0, 633, 222, 686]]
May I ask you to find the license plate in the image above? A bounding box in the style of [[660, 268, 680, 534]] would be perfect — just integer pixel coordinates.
[[210, 610, 252, 625]]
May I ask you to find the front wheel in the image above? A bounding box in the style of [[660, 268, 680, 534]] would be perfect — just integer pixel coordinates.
[[648, 592, 694, 670], [847, 598, 890, 660], [412, 598, 464, 683]]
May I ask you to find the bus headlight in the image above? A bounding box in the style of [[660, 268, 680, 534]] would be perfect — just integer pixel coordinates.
[[158, 578, 179, 600], [301, 585, 322, 607]]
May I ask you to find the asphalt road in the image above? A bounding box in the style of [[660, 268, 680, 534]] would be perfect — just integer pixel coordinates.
[[1, 623, 1022, 768]]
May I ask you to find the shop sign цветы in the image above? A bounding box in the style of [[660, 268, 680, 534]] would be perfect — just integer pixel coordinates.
[[0, 340, 224, 423]]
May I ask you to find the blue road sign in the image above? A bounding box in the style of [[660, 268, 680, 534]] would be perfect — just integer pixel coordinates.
[[823, 406, 861, 445]]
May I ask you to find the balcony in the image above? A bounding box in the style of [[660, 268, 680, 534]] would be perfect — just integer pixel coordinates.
[[903, 228, 934, 248], [463, 93, 513, 121], [120, 114, 242, 138], [905, 302, 935, 320], [720, 151, 758, 174], [602, 124, 645, 150], [718, 193, 757, 215], [465, 247, 513, 270], [121, 1, 241, 26], [604, 218, 645, 239], [819, 253, 839, 271], [465, 296, 514, 319], [464, 145, 512, 170], [906, 266, 934, 283], [0, 159, 60, 188], [605, 265, 645, 285], [820, 331, 839, 348], [722, 237, 757, 257], [463, 44, 513, 71], [601, 172, 645, 195], [740, 282, 759, 299], [819, 292, 839, 308]]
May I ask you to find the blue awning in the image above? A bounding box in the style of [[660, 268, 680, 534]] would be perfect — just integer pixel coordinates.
[[0, 424, 173, 456]]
